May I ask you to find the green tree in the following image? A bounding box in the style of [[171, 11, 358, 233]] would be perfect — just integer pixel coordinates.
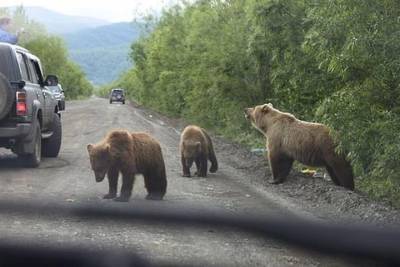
[[104, 0, 400, 205]]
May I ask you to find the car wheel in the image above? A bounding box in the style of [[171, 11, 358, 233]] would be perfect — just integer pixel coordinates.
[[42, 113, 62, 157], [19, 122, 41, 168]]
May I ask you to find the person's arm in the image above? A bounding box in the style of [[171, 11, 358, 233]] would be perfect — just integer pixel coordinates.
[[0, 29, 18, 44]]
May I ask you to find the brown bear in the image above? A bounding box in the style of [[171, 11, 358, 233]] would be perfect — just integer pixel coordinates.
[[179, 125, 218, 177], [244, 103, 354, 190], [87, 130, 167, 201]]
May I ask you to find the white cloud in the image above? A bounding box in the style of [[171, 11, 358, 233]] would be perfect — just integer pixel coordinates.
[[0, 0, 174, 22]]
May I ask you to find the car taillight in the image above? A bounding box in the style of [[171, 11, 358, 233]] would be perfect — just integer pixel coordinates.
[[16, 92, 27, 116]]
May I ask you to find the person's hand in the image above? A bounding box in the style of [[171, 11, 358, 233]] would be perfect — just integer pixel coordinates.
[[16, 27, 24, 36]]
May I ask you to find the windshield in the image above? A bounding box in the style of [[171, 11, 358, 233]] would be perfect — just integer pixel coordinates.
[[0, 1, 398, 266], [47, 85, 61, 93]]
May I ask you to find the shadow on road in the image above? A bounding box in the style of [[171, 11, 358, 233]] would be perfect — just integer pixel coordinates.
[[0, 152, 25, 169]]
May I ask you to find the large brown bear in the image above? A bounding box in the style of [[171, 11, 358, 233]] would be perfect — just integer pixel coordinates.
[[87, 130, 167, 201], [180, 125, 218, 177], [244, 103, 354, 190]]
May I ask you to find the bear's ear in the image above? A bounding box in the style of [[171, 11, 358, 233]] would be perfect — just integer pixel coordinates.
[[262, 104, 271, 113], [87, 144, 94, 153], [267, 103, 273, 108]]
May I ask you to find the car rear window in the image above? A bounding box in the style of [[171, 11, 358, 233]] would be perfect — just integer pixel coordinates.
[[0, 46, 20, 81]]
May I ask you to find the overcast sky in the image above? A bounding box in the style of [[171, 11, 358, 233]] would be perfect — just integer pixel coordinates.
[[0, 0, 175, 22]]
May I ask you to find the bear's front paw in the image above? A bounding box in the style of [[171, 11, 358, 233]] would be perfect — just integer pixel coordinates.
[[103, 193, 116, 199], [269, 179, 283, 185], [196, 171, 207, 177], [113, 196, 130, 202], [146, 194, 164, 200]]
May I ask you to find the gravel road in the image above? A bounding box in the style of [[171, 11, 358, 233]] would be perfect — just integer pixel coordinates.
[[0, 97, 395, 266]]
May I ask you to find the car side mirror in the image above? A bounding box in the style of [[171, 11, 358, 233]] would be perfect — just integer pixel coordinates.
[[44, 74, 59, 86]]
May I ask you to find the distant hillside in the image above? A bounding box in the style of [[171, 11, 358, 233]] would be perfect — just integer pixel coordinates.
[[63, 22, 142, 85], [8, 6, 109, 34]]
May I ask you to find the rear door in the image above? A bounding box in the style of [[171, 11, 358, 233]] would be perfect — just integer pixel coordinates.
[[16, 52, 44, 123], [29, 58, 54, 131]]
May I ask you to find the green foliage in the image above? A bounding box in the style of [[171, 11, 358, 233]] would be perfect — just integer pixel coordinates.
[[104, 0, 400, 205], [0, 6, 93, 99], [23, 36, 93, 99]]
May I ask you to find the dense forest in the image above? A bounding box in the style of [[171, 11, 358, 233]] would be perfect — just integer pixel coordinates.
[[0, 6, 93, 99], [102, 0, 399, 206]]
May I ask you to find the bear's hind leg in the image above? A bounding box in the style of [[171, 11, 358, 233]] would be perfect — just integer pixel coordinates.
[[325, 165, 340, 186], [269, 154, 293, 184], [144, 169, 167, 200], [104, 167, 118, 199], [114, 172, 135, 202], [202, 128, 218, 173], [209, 154, 218, 173]]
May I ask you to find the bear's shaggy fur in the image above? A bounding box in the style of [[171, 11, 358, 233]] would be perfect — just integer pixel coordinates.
[[87, 130, 167, 201], [244, 103, 354, 190], [179, 125, 218, 177]]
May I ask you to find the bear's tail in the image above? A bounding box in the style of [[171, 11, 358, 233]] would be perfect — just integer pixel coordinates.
[[201, 128, 218, 173]]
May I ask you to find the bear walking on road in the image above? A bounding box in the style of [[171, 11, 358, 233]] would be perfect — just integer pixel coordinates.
[[180, 125, 218, 177], [87, 130, 167, 201], [244, 103, 354, 190]]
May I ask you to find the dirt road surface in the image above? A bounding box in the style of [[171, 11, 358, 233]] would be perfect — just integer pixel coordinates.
[[0, 97, 385, 266]]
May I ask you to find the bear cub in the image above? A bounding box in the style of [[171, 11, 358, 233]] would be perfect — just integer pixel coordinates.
[[180, 125, 218, 177], [87, 130, 167, 201]]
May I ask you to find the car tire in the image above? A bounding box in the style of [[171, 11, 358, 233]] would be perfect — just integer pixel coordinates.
[[19, 122, 41, 168], [42, 113, 62, 157], [0, 73, 14, 121]]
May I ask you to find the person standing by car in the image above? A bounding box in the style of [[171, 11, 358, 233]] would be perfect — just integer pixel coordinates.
[[0, 17, 19, 44]]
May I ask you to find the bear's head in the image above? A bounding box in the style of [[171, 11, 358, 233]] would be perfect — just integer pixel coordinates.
[[182, 140, 201, 168], [244, 103, 277, 135], [87, 143, 112, 182]]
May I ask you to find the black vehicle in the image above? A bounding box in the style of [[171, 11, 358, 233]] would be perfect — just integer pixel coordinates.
[[0, 43, 62, 167], [109, 88, 125, 104]]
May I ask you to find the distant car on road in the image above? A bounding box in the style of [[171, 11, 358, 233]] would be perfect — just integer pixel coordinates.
[[109, 88, 125, 104], [46, 75, 65, 111]]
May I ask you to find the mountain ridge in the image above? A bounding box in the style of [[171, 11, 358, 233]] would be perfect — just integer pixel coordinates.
[[7, 6, 110, 34], [64, 22, 142, 85]]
